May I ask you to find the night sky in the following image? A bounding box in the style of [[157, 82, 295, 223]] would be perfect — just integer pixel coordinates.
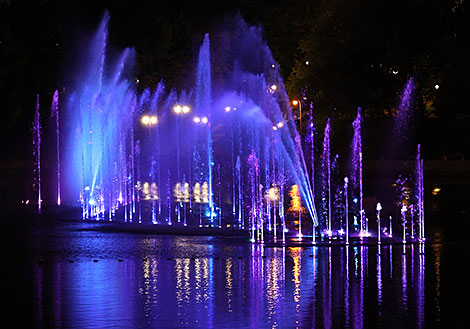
[[1, 0, 469, 161]]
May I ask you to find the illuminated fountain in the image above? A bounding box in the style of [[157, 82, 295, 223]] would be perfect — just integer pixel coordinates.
[[51, 90, 61, 206], [35, 12, 428, 245], [33, 95, 42, 213], [51, 13, 319, 239], [351, 108, 365, 236], [321, 119, 332, 237]]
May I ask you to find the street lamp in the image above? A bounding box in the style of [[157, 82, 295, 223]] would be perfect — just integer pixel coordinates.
[[141, 115, 158, 127], [292, 99, 302, 134], [173, 104, 191, 115], [172, 104, 191, 224]]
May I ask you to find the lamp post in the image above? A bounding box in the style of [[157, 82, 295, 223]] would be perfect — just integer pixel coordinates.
[[173, 105, 191, 225], [141, 114, 158, 223], [193, 115, 215, 226], [292, 99, 302, 134]]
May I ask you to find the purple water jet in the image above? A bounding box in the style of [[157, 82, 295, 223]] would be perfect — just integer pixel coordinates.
[[33, 94, 42, 213]]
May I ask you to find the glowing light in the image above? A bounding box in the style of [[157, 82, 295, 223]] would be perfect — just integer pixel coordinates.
[[142, 182, 150, 200], [141, 114, 158, 126], [435, 84, 439, 90], [392, 70, 399, 75], [141, 115, 150, 125], [288, 185, 304, 213], [432, 187, 441, 195], [89, 199, 96, 205], [182, 105, 190, 114], [150, 182, 158, 200], [202, 182, 209, 203], [271, 84, 277, 91], [266, 186, 279, 201], [193, 116, 201, 123], [84, 186, 90, 191], [338, 228, 345, 235], [276, 122, 284, 128], [193, 183, 201, 203], [292, 100, 299, 106], [173, 105, 182, 114], [201, 117, 208, 124], [272, 126, 278, 131], [225, 106, 231, 112]]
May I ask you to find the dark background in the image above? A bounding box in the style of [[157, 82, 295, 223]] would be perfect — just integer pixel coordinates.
[[0, 0, 469, 206], [1, 0, 469, 160]]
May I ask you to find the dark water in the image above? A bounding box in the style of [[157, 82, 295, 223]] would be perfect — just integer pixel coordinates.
[[6, 215, 470, 328]]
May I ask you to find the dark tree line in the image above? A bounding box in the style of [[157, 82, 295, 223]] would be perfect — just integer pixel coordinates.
[[1, 0, 469, 160]]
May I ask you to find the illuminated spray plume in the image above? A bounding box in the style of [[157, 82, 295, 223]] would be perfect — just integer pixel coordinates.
[[321, 119, 332, 236], [351, 108, 364, 235], [33, 95, 42, 213], [37, 12, 428, 245], [51, 90, 61, 205]]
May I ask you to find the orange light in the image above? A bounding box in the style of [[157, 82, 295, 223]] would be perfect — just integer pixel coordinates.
[[292, 100, 299, 106]]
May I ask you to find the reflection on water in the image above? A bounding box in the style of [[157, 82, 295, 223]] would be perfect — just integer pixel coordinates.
[[30, 226, 441, 328]]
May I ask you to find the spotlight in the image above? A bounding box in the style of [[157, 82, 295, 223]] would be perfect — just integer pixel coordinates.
[[141, 115, 150, 125], [173, 105, 182, 114]]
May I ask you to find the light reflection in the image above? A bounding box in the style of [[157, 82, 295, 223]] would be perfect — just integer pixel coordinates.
[[31, 237, 433, 328], [225, 258, 233, 312], [377, 250, 383, 320], [417, 249, 425, 329], [266, 254, 283, 328], [433, 243, 442, 323], [401, 248, 408, 314], [344, 246, 350, 328], [290, 247, 302, 327]]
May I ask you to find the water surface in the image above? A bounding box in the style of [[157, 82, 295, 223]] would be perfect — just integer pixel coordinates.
[[8, 218, 468, 328]]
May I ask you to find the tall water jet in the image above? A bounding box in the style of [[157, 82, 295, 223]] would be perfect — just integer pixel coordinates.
[[395, 78, 416, 155], [416, 144, 424, 241], [33, 94, 42, 213], [64, 11, 135, 219], [351, 108, 363, 234], [307, 103, 315, 200], [57, 13, 323, 235], [377, 202, 382, 244], [321, 119, 332, 235], [401, 204, 407, 244], [305, 102, 316, 240], [195, 33, 215, 223], [51, 90, 61, 205], [344, 177, 349, 244]]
